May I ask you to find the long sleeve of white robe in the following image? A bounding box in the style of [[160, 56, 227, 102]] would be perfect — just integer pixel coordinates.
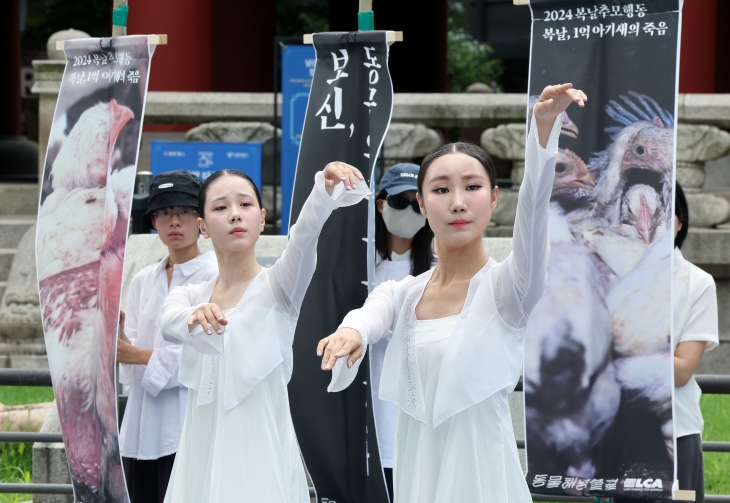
[[330, 110, 562, 392], [161, 171, 369, 411]]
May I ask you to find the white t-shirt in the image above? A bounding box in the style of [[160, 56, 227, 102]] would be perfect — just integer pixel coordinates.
[[371, 250, 413, 468], [119, 251, 218, 459], [672, 247, 719, 438]]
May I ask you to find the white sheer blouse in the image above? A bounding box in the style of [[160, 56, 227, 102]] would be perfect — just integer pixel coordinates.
[[161, 171, 369, 411], [329, 112, 563, 427]]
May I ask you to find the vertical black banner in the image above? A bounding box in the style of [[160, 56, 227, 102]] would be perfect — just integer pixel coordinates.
[[288, 32, 393, 503], [523, 1, 681, 500]]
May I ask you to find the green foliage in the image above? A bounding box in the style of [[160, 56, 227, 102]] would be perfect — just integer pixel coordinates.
[[0, 387, 54, 407], [701, 394, 730, 495], [0, 386, 54, 502], [447, 2, 503, 93], [276, 0, 329, 36], [21, 0, 111, 57], [0, 442, 32, 503]]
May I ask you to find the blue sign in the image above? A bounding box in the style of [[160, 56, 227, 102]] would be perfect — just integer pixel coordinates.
[[149, 141, 263, 189], [281, 44, 315, 234]]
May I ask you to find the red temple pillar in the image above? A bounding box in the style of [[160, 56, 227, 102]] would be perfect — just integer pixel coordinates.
[[679, 0, 717, 93], [127, 0, 212, 92]]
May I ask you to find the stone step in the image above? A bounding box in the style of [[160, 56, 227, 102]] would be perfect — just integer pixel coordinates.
[[0, 249, 15, 282], [0, 184, 39, 216], [0, 216, 35, 249]]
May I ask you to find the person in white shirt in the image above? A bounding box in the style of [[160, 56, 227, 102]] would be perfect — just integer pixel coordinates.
[[317, 83, 587, 503], [614, 183, 718, 503], [372, 162, 435, 497], [159, 164, 368, 503], [117, 170, 218, 503]]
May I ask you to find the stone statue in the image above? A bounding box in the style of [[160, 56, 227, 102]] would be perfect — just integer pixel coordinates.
[[0, 225, 42, 340]]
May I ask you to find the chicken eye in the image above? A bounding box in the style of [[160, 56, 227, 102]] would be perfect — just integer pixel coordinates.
[[634, 145, 646, 156], [555, 163, 567, 174], [85, 196, 97, 204]]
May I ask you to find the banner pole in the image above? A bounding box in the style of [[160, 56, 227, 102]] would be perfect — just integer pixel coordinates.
[[112, 0, 128, 37], [56, 34, 167, 51]]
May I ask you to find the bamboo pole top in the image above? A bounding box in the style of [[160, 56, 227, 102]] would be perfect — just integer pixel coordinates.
[[302, 31, 403, 44], [55, 34, 167, 50]]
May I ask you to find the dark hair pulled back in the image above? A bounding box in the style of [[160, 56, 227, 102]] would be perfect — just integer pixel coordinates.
[[198, 170, 263, 218], [675, 182, 688, 249], [375, 190, 434, 276], [417, 141, 498, 194]]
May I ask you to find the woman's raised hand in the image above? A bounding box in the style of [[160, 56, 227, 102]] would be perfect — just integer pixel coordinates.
[[534, 83, 587, 120], [317, 328, 364, 370], [187, 303, 228, 335], [323, 162, 365, 196]]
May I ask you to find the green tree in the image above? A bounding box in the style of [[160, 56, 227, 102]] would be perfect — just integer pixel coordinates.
[[447, 2, 503, 93], [22, 0, 111, 58]]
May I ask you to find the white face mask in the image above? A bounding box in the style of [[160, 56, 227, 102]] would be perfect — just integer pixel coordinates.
[[381, 202, 426, 239]]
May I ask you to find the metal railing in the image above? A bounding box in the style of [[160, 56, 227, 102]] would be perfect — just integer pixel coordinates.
[[1, 369, 729, 500]]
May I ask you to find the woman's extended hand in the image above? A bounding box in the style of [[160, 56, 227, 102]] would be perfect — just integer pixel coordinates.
[[323, 162, 365, 196], [187, 303, 228, 335], [534, 83, 587, 148], [317, 328, 364, 370], [534, 83, 586, 119]]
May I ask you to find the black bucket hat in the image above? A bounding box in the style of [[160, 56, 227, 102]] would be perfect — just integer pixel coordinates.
[[143, 170, 203, 229]]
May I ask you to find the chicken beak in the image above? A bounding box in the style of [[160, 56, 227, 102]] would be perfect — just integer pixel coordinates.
[[567, 170, 596, 190], [560, 119, 579, 139], [636, 194, 654, 244], [108, 100, 135, 153]]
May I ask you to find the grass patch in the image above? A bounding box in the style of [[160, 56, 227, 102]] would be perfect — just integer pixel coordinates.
[[701, 394, 730, 495], [0, 386, 54, 503], [0, 442, 32, 503], [0, 386, 54, 407]]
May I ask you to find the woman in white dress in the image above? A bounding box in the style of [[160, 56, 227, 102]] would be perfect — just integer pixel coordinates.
[[372, 163, 436, 497], [317, 83, 587, 503], [160, 163, 368, 503]]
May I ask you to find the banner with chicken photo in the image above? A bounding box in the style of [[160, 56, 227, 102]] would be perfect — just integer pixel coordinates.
[[523, 1, 681, 500], [35, 35, 156, 503]]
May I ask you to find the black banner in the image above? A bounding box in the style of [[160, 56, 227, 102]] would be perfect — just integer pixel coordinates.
[[287, 32, 393, 503], [524, 1, 681, 500]]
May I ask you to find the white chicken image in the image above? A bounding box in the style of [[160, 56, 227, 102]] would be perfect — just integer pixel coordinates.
[[525, 91, 676, 486], [37, 99, 135, 503]]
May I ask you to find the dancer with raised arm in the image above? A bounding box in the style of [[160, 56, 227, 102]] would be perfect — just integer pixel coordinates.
[[160, 164, 368, 503], [317, 84, 587, 503]]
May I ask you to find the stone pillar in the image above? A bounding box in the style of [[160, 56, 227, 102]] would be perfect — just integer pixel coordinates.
[[31, 30, 90, 182], [480, 123, 525, 229], [33, 403, 73, 503], [185, 122, 281, 225], [382, 123, 442, 173], [677, 124, 730, 227]]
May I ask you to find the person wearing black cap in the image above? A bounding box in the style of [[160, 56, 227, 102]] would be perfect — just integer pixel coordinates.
[[372, 162, 435, 497], [117, 170, 218, 503]]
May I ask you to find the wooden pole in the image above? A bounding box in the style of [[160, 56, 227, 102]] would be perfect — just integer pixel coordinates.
[[112, 0, 128, 37]]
